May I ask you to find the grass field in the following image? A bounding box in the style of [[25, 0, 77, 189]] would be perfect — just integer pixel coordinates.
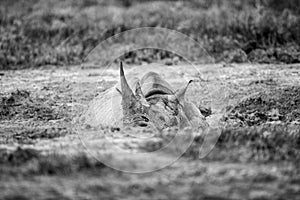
[[1, 0, 300, 69]]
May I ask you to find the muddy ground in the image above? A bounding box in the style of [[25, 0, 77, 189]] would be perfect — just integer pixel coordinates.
[[0, 63, 300, 200]]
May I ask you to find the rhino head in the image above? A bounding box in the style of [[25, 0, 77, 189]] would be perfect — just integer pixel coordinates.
[[120, 62, 151, 127], [119, 62, 195, 130]]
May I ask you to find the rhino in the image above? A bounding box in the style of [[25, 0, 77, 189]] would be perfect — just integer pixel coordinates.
[[81, 62, 208, 130]]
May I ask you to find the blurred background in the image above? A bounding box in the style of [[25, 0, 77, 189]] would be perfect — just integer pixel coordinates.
[[1, 0, 300, 69]]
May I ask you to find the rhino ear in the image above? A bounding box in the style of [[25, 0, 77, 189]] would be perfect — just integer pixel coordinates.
[[120, 62, 136, 108], [174, 80, 193, 102]]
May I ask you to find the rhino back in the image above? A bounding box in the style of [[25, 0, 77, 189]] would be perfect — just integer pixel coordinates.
[[140, 72, 175, 98], [81, 87, 123, 127]]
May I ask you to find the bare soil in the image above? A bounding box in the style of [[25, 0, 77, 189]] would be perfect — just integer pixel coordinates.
[[0, 63, 299, 200]]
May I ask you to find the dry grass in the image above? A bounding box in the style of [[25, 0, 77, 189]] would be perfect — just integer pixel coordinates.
[[1, 0, 300, 69]]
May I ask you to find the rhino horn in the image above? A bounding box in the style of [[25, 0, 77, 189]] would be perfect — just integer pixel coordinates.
[[135, 81, 143, 97], [174, 80, 193, 102], [135, 81, 150, 108], [120, 62, 136, 108]]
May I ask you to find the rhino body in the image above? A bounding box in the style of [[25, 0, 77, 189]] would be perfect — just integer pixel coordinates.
[[82, 63, 208, 130]]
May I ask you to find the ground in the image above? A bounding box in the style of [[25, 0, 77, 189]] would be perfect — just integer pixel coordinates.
[[0, 63, 299, 199]]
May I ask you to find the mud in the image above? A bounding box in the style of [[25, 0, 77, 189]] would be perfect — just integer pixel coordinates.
[[0, 89, 68, 121], [225, 86, 300, 126]]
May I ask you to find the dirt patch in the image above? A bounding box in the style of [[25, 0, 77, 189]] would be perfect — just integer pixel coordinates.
[[0, 89, 72, 144], [0, 126, 72, 144], [0, 65, 299, 200], [0, 89, 68, 121], [224, 86, 300, 126]]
